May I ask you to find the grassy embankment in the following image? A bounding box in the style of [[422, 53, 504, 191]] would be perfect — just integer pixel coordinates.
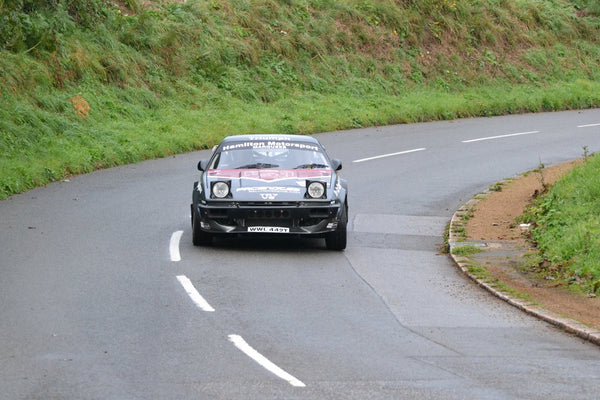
[[522, 153, 600, 295], [1, 0, 599, 200]]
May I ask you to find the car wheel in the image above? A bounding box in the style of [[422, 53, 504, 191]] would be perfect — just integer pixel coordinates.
[[192, 209, 212, 246], [326, 204, 347, 250]]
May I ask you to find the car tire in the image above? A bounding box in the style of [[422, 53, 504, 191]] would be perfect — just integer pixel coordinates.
[[192, 208, 212, 246], [326, 203, 347, 251]]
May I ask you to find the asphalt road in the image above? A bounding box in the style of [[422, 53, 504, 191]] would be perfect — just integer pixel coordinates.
[[2, 110, 600, 399]]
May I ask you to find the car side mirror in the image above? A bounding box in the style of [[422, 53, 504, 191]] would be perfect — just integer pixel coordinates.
[[198, 159, 209, 171], [331, 159, 342, 171]]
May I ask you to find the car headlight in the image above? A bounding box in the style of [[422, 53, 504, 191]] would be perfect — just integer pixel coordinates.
[[306, 181, 326, 199], [211, 181, 230, 198]]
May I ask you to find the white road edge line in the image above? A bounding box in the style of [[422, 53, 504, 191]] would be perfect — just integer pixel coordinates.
[[176, 275, 215, 312], [170, 230, 183, 262], [353, 147, 426, 163], [462, 131, 539, 143], [228, 334, 306, 388], [578, 123, 600, 128]]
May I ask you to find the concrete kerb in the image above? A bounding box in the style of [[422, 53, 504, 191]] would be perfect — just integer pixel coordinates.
[[448, 177, 600, 347]]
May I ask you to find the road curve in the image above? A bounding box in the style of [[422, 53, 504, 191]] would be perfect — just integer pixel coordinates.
[[1, 110, 600, 400]]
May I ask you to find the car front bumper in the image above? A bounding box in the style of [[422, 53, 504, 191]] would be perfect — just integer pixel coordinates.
[[195, 201, 342, 235]]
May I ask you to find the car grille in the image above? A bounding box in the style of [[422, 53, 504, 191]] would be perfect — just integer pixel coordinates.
[[247, 209, 291, 219], [203, 203, 338, 228]]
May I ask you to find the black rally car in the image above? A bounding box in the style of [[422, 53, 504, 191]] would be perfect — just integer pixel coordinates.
[[191, 134, 348, 250]]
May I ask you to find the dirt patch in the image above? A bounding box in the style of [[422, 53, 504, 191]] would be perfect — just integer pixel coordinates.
[[464, 160, 600, 330], [69, 95, 90, 118]]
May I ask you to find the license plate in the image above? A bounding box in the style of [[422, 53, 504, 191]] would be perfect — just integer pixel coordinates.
[[247, 226, 290, 233]]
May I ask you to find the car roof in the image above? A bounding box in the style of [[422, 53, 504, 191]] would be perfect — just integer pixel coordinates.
[[220, 134, 320, 144]]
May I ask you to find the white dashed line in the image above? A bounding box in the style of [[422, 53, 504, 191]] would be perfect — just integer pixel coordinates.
[[353, 148, 426, 163], [176, 275, 215, 312], [578, 123, 600, 128], [170, 231, 183, 262], [462, 131, 539, 143], [228, 334, 306, 387]]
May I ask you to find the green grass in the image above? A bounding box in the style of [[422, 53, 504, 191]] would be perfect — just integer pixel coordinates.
[[524, 154, 600, 294], [1, 0, 600, 200], [452, 245, 484, 257], [461, 259, 535, 304]]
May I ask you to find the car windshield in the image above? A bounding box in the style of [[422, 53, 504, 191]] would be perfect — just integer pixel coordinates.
[[209, 140, 330, 170]]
